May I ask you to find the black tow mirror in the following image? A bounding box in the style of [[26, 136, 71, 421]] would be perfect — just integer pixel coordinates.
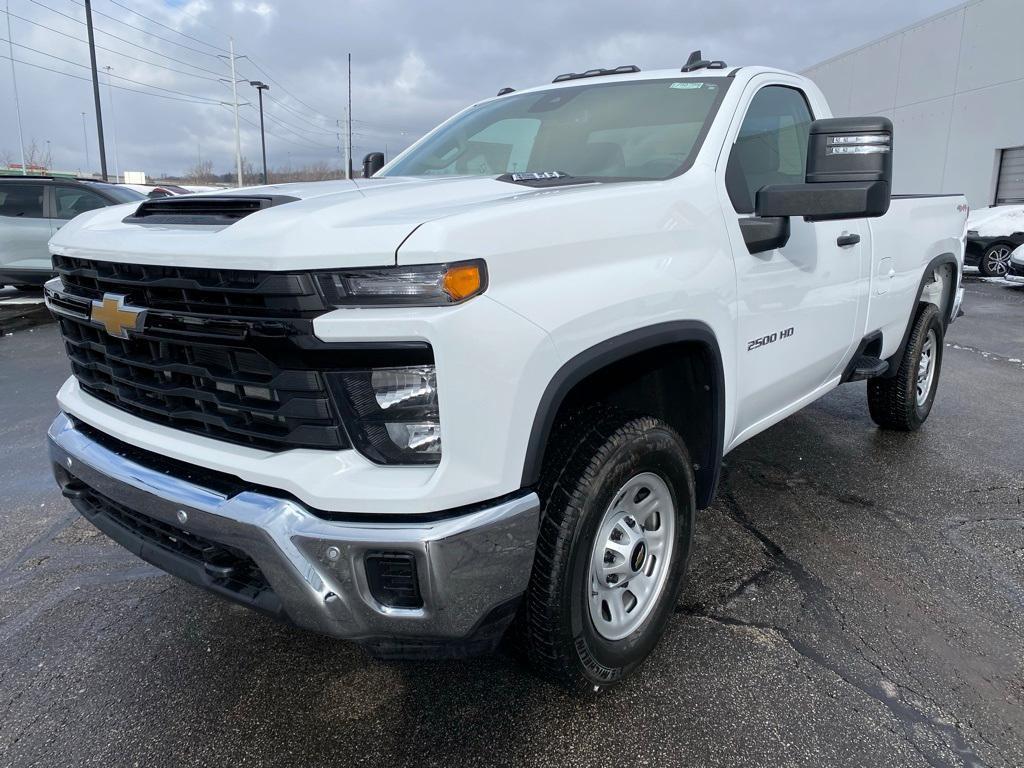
[[756, 116, 893, 222], [362, 152, 385, 178]]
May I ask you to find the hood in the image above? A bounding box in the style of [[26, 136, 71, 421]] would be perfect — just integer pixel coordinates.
[[48, 176, 563, 271]]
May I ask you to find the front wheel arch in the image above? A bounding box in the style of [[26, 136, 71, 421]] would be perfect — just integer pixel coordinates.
[[521, 322, 725, 510]]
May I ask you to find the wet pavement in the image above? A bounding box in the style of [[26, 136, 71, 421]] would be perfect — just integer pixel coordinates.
[[1, 276, 1022, 767]]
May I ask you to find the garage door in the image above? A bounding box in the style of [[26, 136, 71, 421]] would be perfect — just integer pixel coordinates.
[[996, 146, 1024, 204]]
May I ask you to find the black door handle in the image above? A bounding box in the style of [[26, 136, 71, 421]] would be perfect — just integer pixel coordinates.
[[837, 233, 861, 247]]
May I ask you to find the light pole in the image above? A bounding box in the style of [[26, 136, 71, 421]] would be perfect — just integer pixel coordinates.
[[249, 80, 269, 184]]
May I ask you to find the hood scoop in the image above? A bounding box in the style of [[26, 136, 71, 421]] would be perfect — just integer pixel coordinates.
[[123, 194, 299, 226]]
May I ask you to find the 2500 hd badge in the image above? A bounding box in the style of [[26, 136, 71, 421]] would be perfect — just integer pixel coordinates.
[[748, 326, 795, 351]]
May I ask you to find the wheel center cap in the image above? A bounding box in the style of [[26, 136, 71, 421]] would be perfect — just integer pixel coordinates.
[[630, 541, 647, 572]]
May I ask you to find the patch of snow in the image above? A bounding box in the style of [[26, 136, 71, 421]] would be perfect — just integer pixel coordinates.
[[0, 296, 45, 305], [967, 204, 1024, 237], [980, 276, 1024, 287]]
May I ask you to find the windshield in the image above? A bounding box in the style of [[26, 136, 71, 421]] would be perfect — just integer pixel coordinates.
[[384, 78, 728, 181]]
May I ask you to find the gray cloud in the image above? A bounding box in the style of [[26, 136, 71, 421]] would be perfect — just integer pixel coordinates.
[[0, 0, 961, 177]]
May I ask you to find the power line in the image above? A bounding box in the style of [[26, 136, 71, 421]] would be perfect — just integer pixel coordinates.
[[0, 50, 222, 104], [228, 105, 337, 153], [1, 35, 222, 102], [240, 58, 408, 136], [28, 0, 221, 59], [6, 8, 224, 78], [258, 107, 348, 149], [244, 57, 342, 124], [103, 0, 229, 54], [216, 78, 344, 142]]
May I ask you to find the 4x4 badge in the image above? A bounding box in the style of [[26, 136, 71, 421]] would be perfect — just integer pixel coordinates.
[[90, 293, 147, 339]]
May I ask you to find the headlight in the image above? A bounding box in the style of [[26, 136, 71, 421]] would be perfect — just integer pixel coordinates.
[[315, 260, 486, 307], [329, 365, 441, 464]]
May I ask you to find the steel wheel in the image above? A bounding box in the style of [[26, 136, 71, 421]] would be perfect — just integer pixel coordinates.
[[588, 472, 675, 641], [982, 245, 1012, 277], [916, 328, 937, 406]]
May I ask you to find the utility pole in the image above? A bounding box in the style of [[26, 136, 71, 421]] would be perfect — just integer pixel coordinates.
[[83, 0, 107, 180], [249, 80, 269, 184], [5, 0, 27, 174], [346, 52, 352, 179], [228, 37, 243, 187], [81, 112, 90, 173], [336, 120, 344, 174], [104, 66, 120, 182]]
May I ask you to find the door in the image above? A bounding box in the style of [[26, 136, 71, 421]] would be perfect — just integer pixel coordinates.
[[0, 181, 51, 275], [995, 146, 1024, 205], [723, 84, 867, 441]]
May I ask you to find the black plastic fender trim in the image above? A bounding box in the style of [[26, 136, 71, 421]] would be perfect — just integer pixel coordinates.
[[520, 321, 726, 509], [882, 253, 959, 377]]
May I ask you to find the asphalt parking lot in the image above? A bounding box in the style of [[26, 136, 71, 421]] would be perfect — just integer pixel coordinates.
[[1, 276, 1022, 768]]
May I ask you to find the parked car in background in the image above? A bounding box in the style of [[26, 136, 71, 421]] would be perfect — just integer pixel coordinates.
[[0, 177, 144, 289], [118, 183, 191, 198], [965, 204, 1024, 277]]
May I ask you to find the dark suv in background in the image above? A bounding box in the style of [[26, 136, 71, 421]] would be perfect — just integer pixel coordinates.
[[965, 227, 1024, 277], [0, 176, 144, 290]]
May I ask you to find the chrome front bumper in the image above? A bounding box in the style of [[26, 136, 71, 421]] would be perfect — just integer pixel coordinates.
[[48, 413, 540, 654]]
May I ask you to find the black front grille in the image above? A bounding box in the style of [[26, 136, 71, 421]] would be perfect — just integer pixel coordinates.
[[74, 482, 272, 602], [51, 257, 431, 454], [53, 254, 328, 318], [58, 313, 346, 451]]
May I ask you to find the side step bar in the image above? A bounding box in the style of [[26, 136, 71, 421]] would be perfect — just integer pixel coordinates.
[[841, 331, 889, 383], [846, 355, 888, 381]]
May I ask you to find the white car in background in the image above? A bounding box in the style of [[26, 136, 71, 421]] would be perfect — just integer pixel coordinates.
[[0, 176, 144, 290]]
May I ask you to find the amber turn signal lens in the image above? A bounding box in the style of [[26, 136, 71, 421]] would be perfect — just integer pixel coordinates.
[[442, 264, 483, 301]]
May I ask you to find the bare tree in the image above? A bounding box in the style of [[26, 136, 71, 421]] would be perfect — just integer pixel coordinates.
[[184, 159, 216, 184], [1, 140, 50, 170]]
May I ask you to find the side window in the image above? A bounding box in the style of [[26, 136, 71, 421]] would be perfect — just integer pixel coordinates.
[[0, 182, 45, 218], [726, 86, 813, 214], [54, 186, 109, 220]]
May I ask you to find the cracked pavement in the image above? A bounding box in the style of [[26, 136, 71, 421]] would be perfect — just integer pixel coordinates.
[[1, 276, 1022, 767]]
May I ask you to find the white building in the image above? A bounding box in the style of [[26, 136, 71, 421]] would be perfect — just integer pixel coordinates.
[[803, 0, 1024, 208]]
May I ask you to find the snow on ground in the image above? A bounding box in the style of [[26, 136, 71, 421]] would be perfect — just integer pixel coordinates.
[[979, 276, 1024, 287], [967, 204, 1024, 236]]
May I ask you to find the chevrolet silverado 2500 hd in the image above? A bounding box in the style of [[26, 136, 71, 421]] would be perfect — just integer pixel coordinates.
[[45, 59, 968, 692]]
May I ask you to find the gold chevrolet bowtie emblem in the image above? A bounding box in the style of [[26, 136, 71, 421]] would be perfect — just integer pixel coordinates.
[[90, 293, 147, 339]]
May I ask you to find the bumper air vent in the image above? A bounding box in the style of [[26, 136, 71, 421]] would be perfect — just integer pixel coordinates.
[[365, 552, 423, 609]]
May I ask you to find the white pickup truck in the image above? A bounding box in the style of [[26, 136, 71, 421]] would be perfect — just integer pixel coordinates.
[[45, 57, 968, 692]]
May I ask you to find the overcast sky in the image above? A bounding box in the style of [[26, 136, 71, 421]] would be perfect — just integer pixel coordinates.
[[0, 0, 963, 179]]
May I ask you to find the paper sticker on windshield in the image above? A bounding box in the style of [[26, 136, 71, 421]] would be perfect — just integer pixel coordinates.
[[670, 82, 704, 89]]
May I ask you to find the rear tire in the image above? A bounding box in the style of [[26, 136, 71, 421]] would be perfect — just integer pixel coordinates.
[[518, 408, 695, 693], [867, 303, 944, 431], [979, 244, 1012, 277]]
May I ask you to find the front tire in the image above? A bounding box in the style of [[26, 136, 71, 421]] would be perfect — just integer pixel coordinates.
[[519, 409, 695, 693], [979, 244, 1012, 277], [868, 303, 944, 431]]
